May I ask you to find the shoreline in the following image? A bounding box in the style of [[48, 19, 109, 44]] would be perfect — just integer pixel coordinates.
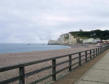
[[0, 47, 71, 55], [0, 44, 96, 67], [0, 44, 71, 55]]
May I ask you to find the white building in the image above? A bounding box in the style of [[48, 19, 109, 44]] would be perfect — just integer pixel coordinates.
[[83, 38, 101, 43]]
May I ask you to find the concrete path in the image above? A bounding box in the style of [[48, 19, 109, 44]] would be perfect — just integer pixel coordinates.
[[75, 52, 109, 84]]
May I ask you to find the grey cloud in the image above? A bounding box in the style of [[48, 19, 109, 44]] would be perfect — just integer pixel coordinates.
[[0, 0, 109, 43]]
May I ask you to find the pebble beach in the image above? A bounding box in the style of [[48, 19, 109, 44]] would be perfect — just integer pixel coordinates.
[[0, 44, 97, 84]]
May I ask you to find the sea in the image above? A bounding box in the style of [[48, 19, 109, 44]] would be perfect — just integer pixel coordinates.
[[0, 43, 69, 54]]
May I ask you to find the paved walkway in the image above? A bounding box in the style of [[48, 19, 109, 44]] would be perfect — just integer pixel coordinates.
[[75, 52, 109, 84]]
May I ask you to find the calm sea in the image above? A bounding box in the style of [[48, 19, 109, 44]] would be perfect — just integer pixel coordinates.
[[0, 44, 69, 54]]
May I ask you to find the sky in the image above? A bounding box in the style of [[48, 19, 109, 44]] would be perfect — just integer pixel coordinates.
[[0, 0, 109, 43]]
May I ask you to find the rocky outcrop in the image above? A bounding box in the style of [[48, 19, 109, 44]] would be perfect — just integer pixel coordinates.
[[48, 40, 59, 45], [48, 33, 80, 45]]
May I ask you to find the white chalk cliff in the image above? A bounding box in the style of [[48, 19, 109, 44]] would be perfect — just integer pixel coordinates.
[[48, 33, 80, 45]]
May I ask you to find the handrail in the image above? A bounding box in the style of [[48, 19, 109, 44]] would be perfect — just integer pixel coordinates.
[[0, 45, 109, 84], [0, 49, 95, 72], [0, 49, 93, 72]]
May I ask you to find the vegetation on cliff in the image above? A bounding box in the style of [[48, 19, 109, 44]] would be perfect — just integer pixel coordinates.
[[69, 29, 109, 40]]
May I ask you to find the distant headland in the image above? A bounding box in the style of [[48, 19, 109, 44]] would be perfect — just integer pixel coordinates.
[[48, 29, 109, 45]]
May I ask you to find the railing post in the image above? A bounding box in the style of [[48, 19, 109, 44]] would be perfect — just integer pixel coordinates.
[[98, 47, 100, 55], [96, 48, 98, 56], [100, 46, 102, 53], [79, 52, 82, 66], [97, 48, 98, 56], [97, 48, 99, 56], [52, 59, 56, 81], [85, 51, 88, 62], [69, 55, 72, 71], [93, 49, 95, 58], [19, 67, 25, 84], [90, 50, 92, 60]]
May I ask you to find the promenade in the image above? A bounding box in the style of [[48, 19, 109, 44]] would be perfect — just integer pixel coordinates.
[[54, 49, 109, 84], [75, 50, 109, 84]]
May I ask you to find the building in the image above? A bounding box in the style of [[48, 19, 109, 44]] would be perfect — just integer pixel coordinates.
[[83, 38, 101, 44]]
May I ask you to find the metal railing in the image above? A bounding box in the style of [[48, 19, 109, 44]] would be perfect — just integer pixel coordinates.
[[0, 45, 109, 84]]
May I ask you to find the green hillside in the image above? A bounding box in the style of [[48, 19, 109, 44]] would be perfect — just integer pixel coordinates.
[[69, 29, 109, 40]]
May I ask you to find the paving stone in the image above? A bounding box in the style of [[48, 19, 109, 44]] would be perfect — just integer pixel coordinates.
[[76, 80, 106, 84], [76, 52, 109, 84], [81, 68, 109, 83], [92, 63, 109, 70]]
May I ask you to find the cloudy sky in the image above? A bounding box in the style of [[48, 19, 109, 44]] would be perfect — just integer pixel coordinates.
[[0, 0, 109, 43]]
